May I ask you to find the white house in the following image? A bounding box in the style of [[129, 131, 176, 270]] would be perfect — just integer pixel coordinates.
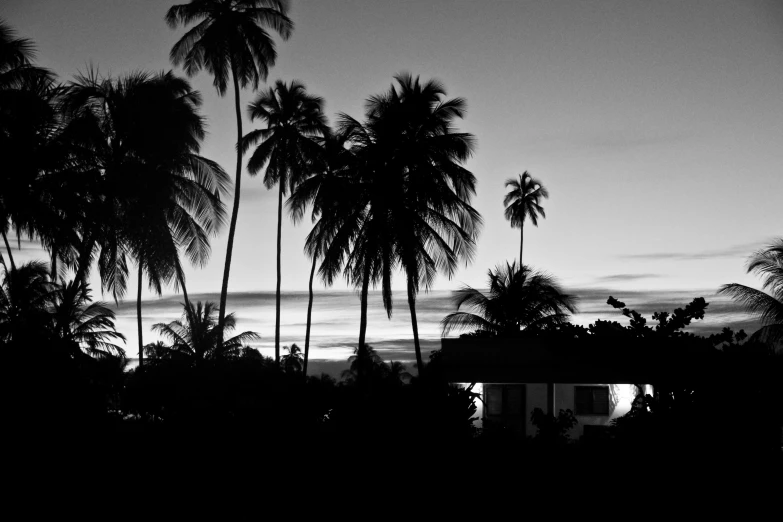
[[439, 338, 655, 439]]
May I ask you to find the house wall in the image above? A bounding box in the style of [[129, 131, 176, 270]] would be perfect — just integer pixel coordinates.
[[555, 383, 642, 439], [458, 382, 651, 439]]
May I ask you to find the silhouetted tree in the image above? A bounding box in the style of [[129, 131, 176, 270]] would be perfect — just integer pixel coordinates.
[[365, 74, 482, 374], [441, 261, 577, 336], [0, 260, 54, 343], [49, 279, 126, 358], [0, 20, 61, 272], [166, 0, 293, 338], [149, 301, 260, 365], [241, 80, 327, 363], [281, 343, 303, 374], [59, 70, 229, 366], [503, 172, 548, 264], [288, 129, 353, 376], [719, 239, 783, 347]]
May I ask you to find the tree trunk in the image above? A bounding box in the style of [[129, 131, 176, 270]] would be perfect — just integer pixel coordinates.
[[519, 222, 524, 267], [137, 263, 144, 368], [50, 248, 57, 281], [407, 275, 424, 375], [175, 259, 191, 311], [547, 382, 554, 416], [303, 255, 317, 377], [2, 230, 16, 271], [358, 261, 371, 350], [218, 67, 244, 342], [274, 181, 283, 364], [73, 235, 95, 291]]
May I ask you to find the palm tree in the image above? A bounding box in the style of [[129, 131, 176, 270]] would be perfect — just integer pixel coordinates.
[[441, 261, 578, 337], [341, 343, 386, 386], [166, 0, 293, 338], [241, 80, 327, 364], [281, 343, 303, 373], [288, 130, 351, 376], [0, 260, 55, 343], [503, 172, 549, 264], [719, 239, 783, 347], [367, 74, 481, 374], [49, 280, 126, 359], [0, 20, 58, 270], [292, 118, 384, 362], [150, 301, 260, 365], [59, 70, 229, 366]]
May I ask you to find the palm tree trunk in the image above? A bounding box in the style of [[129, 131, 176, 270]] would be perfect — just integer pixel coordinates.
[[174, 259, 191, 311], [407, 275, 424, 375], [218, 66, 244, 341], [303, 255, 316, 377], [274, 181, 283, 364], [137, 263, 144, 368], [358, 261, 371, 350], [547, 382, 554, 416], [50, 248, 57, 281], [2, 230, 16, 271], [519, 222, 524, 266], [73, 235, 95, 290]]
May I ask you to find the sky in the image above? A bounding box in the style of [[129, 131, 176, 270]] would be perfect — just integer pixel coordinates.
[[2, 0, 782, 353]]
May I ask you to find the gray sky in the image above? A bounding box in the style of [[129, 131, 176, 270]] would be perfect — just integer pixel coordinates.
[[4, 0, 782, 305]]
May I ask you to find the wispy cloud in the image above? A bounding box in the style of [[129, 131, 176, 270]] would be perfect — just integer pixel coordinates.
[[620, 241, 767, 261], [593, 273, 661, 283]]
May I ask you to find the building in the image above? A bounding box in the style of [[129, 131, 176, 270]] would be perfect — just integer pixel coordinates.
[[438, 337, 659, 439]]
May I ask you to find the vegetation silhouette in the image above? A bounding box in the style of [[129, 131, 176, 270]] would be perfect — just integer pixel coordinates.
[[166, 0, 293, 339], [59, 69, 229, 364], [148, 301, 260, 365], [288, 129, 355, 376], [441, 261, 578, 337], [295, 74, 481, 374], [503, 171, 548, 265], [719, 238, 783, 347], [1, 16, 781, 478], [241, 79, 328, 364], [281, 343, 303, 374]]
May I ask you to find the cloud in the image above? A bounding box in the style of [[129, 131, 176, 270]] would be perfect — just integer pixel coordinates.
[[593, 273, 661, 283], [619, 241, 767, 261]]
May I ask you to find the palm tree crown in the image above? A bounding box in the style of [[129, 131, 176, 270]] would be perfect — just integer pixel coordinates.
[[441, 261, 578, 337], [241, 79, 328, 364], [166, 0, 293, 95], [719, 239, 783, 346], [166, 0, 294, 336], [503, 172, 549, 264], [149, 301, 260, 364]]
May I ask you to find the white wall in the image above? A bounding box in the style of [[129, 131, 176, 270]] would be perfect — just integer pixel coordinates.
[[458, 382, 650, 440]]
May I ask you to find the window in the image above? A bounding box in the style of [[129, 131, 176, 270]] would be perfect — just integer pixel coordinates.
[[574, 386, 610, 415], [484, 385, 525, 417]]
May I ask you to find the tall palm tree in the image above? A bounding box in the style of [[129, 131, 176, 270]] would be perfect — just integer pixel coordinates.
[[287, 130, 350, 376], [503, 172, 549, 264], [241, 79, 327, 364], [0, 20, 58, 271], [293, 117, 386, 362], [149, 301, 260, 365], [166, 0, 293, 338], [368, 74, 482, 374], [441, 261, 578, 337], [719, 239, 783, 347], [60, 70, 229, 366]]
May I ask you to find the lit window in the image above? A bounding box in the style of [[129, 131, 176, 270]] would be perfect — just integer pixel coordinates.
[[574, 386, 610, 415]]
